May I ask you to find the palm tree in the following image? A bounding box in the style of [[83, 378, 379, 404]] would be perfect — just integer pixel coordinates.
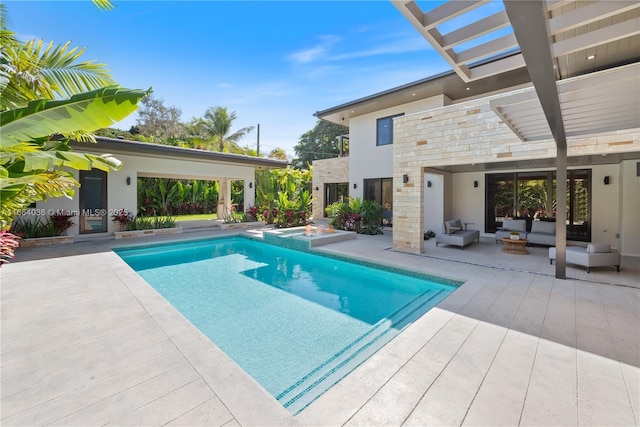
[[201, 106, 254, 153], [0, 1, 146, 231], [0, 5, 116, 111]]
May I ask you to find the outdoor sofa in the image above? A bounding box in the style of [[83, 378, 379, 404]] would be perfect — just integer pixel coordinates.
[[435, 218, 480, 249], [549, 243, 620, 273], [495, 219, 556, 245]]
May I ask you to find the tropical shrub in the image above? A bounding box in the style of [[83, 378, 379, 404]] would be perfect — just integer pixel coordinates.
[[325, 197, 383, 235], [10, 212, 75, 238], [123, 215, 176, 231], [254, 168, 313, 228], [137, 177, 219, 216], [111, 209, 133, 231]]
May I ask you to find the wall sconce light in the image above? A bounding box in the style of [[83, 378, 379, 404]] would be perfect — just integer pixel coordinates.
[[474, 180, 479, 188], [315, 186, 319, 191], [249, 182, 253, 189], [353, 183, 357, 189], [403, 174, 409, 184], [427, 180, 432, 187], [126, 177, 131, 186], [603, 176, 610, 185]]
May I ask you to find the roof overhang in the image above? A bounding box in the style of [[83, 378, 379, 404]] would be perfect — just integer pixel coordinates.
[[71, 137, 289, 170]]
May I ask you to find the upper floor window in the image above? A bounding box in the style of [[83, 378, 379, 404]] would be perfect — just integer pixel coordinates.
[[376, 113, 403, 146]]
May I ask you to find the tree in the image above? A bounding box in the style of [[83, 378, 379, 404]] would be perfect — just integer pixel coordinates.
[[293, 119, 348, 169], [201, 106, 254, 153], [135, 94, 185, 144], [268, 147, 288, 160], [0, 2, 147, 266], [0, 4, 116, 111]]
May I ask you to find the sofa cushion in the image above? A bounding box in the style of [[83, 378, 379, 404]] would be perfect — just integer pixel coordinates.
[[501, 219, 527, 232], [587, 243, 611, 253], [531, 220, 555, 235]]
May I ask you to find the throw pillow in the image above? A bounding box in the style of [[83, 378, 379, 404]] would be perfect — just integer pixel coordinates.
[[587, 243, 611, 253]]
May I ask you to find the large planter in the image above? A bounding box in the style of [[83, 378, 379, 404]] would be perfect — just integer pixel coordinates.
[[19, 235, 74, 248], [114, 227, 183, 240]]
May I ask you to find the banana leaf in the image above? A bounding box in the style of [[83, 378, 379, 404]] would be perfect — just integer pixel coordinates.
[[1, 86, 150, 147]]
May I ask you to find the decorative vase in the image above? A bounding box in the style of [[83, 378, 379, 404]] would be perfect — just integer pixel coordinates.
[[510, 235, 520, 240]]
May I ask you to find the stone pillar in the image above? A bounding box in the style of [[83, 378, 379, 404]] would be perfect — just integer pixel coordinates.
[[392, 166, 425, 253]]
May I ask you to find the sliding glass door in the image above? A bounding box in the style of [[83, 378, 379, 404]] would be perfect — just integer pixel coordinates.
[[324, 183, 349, 216], [364, 178, 393, 225], [485, 169, 591, 241]]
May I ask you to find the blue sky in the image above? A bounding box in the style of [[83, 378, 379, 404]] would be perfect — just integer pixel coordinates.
[[7, 1, 460, 156]]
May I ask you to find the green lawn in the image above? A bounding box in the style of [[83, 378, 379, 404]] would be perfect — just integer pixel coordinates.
[[166, 213, 218, 222]]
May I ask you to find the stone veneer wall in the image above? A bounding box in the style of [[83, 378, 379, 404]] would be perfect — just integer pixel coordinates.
[[392, 91, 640, 253], [311, 157, 350, 220]]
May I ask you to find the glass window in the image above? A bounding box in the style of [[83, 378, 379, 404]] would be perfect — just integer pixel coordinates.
[[376, 114, 403, 146], [485, 169, 591, 241], [79, 169, 108, 234], [324, 183, 349, 216], [364, 178, 393, 225]]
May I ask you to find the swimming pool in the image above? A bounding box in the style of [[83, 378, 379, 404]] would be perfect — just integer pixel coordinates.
[[115, 236, 458, 414]]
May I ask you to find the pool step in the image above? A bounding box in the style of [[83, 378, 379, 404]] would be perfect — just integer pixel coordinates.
[[277, 287, 449, 414]]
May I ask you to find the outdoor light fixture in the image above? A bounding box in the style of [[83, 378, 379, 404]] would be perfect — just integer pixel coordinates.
[[249, 182, 253, 189], [604, 176, 610, 185], [403, 174, 409, 183], [353, 183, 357, 189], [427, 180, 432, 187], [126, 177, 131, 186], [474, 180, 479, 188], [315, 186, 319, 191]]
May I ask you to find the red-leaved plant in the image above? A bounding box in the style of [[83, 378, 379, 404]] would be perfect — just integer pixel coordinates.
[[0, 231, 21, 267]]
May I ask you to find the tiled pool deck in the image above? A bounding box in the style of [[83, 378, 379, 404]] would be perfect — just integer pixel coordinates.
[[1, 227, 638, 426]]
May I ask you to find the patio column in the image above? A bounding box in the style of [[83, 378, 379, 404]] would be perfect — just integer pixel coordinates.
[[504, 0, 568, 279], [392, 166, 425, 254], [217, 178, 228, 216]]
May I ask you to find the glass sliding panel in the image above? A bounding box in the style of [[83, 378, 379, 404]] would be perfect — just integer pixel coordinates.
[[567, 170, 591, 241], [324, 183, 349, 216], [485, 173, 515, 233], [486, 169, 591, 241], [516, 171, 552, 231], [364, 178, 392, 225], [79, 169, 108, 234]]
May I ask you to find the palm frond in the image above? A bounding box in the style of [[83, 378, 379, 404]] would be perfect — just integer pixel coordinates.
[[21, 40, 116, 99], [92, 0, 115, 11]]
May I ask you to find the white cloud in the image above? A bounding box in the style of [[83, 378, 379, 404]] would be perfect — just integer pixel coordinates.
[[287, 34, 341, 64]]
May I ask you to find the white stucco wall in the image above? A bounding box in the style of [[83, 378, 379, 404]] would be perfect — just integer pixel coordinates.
[[619, 160, 640, 256], [423, 172, 445, 233], [33, 150, 259, 238], [348, 95, 450, 200]]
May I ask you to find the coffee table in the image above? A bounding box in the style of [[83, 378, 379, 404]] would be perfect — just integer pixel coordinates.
[[501, 238, 529, 255]]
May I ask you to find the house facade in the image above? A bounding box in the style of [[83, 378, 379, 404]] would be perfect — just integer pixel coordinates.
[[314, 65, 639, 259], [314, 1, 640, 273], [26, 137, 287, 238]]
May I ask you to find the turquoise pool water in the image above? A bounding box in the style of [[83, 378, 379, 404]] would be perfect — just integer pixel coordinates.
[[115, 237, 458, 414]]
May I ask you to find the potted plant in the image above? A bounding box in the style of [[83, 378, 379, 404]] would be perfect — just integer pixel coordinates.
[[510, 231, 520, 240]]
